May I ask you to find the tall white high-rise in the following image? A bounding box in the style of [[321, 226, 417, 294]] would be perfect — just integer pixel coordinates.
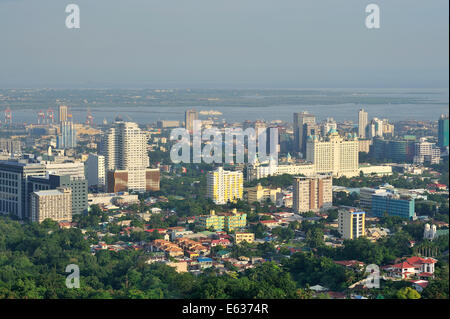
[[358, 109, 368, 139], [102, 120, 150, 191], [86, 154, 106, 188]]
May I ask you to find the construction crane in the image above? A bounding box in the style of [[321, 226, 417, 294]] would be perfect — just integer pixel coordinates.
[[4, 107, 12, 125], [37, 110, 46, 124], [85, 108, 94, 125], [46, 108, 55, 123]]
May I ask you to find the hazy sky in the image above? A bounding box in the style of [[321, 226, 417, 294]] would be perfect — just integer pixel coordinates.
[[0, 0, 448, 88]]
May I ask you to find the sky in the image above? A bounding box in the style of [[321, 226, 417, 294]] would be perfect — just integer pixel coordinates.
[[0, 0, 448, 88]]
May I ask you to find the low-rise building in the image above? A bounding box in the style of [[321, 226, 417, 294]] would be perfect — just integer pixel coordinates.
[[234, 232, 255, 244]]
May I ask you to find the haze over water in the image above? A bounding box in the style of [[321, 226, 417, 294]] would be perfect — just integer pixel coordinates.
[[2, 88, 448, 125]]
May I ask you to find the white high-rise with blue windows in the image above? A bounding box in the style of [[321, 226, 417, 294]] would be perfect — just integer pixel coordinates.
[[57, 121, 77, 149]]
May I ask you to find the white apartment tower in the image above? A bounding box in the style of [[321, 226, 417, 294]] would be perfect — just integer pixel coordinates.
[[102, 120, 150, 191], [358, 109, 368, 139]]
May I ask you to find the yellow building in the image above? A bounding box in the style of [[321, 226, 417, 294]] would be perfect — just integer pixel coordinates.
[[223, 208, 247, 232], [234, 232, 255, 244], [206, 167, 243, 204], [197, 210, 225, 231], [338, 209, 365, 240], [247, 183, 281, 204]]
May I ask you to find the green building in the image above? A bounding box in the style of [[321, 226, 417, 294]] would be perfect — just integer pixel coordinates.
[[438, 114, 449, 148]]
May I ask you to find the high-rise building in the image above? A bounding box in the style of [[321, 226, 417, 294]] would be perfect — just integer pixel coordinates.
[[57, 121, 77, 149], [31, 187, 72, 223], [438, 114, 449, 148], [185, 109, 199, 133], [86, 154, 106, 188], [206, 167, 243, 205], [414, 139, 441, 165], [302, 122, 319, 157], [0, 160, 46, 219], [338, 209, 365, 240], [306, 130, 359, 177], [292, 175, 332, 213], [372, 118, 384, 137], [101, 120, 153, 192], [59, 105, 68, 123], [358, 109, 368, 139], [293, 111, 315, 156]]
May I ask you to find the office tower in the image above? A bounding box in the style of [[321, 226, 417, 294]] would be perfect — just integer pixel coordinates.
[[28, 174, 88, 216], [414, 139, 441, 165], [306, 130, 359, 177], [206, 167, 243, 205], [338, 209, 365, 240], [0, 160, 46, 219], [292, 175, 332, 213], [358, 109, 368, 139], [302, 122, 319, 157], [57, 121, 77, 149], [101, 120, 153, 192], [185, 109, 199, 132], [438, 114, 449, 148], [86, 154, 105, 188], [371, 192, 415, 219], [31, 187, 72, 223], [59, 105, 68, 123], [293, 111, 315, 156]]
